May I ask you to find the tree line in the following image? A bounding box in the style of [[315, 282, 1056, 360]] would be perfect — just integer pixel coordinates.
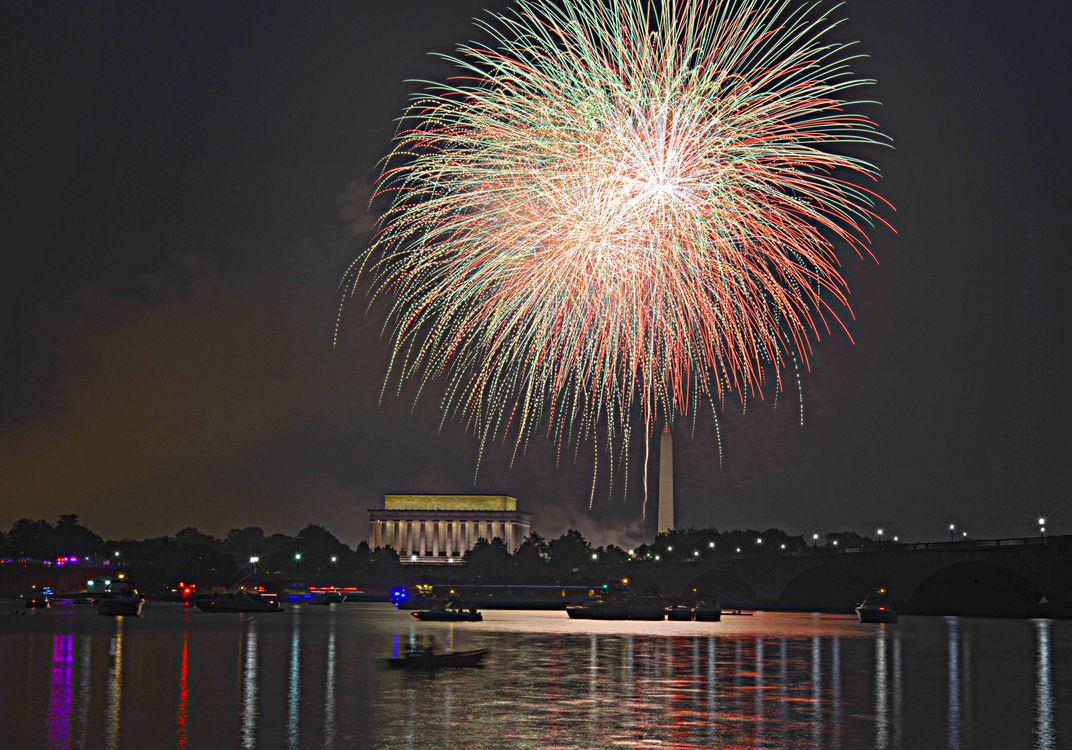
[[1, 515, 880, 592]]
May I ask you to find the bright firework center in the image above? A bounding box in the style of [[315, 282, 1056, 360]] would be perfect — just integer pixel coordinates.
[[369, 494, 531, 564]]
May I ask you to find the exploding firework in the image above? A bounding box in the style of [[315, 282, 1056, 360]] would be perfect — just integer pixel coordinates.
[[342, 0, 891, 505]]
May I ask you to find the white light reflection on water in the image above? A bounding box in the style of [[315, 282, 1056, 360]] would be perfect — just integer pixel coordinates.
[[1035, 619, 1056, 750], [705, 636, 717, 747], [811, 634, 823, 747], [831, 636, 842, 750], [76, 634, 91, 750], [105, 618, 123, 750], [287, 608, 301, 749], [240, 618, 258, 750], [324, 616, 337, 747], [947, 616, 961, 749], [875, 632, 888, 749]]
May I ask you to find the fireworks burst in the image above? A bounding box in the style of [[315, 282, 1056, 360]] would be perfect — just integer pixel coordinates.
[[342, 0, 892, 507]]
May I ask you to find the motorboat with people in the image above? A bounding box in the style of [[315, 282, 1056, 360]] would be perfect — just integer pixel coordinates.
[[386, 638, 486, 670], [856, 588, 897, 624], [665, 600, 694, 621], [412, 600, 483, 622], [194, 591, 283, 613], [96, 581, 145, 617], [693, 597, 721, 622]]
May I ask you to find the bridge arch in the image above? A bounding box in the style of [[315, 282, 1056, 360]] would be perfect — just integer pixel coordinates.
[[681, 569, 756, 605], [907, 560, 1043, 617], [778, 565, 872, 612]]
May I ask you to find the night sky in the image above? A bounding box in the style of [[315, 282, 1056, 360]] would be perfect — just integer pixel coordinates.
[[2, 1, 1069, 546]]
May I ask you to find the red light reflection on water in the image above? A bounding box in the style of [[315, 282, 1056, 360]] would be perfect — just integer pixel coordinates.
[[177, 629, 189, 748]]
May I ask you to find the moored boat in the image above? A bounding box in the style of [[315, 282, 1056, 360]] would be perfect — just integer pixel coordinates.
[[856, 589, 897, 624], [665, 601, 694, 621], [96, 581, 145, 617], [412, 602, 482, 622], [567, 594, 666, 621], [386, 648, 487, 670], [694, 597, 721, 622]]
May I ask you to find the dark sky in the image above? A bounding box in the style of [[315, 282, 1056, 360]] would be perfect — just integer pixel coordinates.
[[2, 1, 1069, 546]]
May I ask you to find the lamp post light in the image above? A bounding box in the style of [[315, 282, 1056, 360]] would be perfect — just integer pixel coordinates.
[[1039, 517, 1047, 539], [756, 537, 763, 546], [693, 550, 700, 558], [330, 555, 338, 564], [708, 541, 716, 549], [949, 523, 955, 543], [113, 550, 120, 558], [876, 528, 884, 546], [249, 556, 260, 565], [591, 553, 599, 561]]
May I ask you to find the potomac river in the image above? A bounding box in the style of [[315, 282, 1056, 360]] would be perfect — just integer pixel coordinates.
[[1, 602, 1067, 749]]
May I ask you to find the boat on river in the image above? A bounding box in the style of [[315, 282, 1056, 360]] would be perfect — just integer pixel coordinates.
[[566, 594, 666, 621], [96, 581, 144, 617], [412, 600, 483, 622], [694, 597, 721, 622], [386, 648, 487, 670], [665, 600, 694, 621], [856, 589, 897, 624], [194, 592, 282, 613]]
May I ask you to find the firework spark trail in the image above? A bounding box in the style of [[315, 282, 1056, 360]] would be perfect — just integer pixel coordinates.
[[343, 0, 892, 504]]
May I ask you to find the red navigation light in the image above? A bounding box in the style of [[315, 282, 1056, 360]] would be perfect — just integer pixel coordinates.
[[878, 606, 886, 611]]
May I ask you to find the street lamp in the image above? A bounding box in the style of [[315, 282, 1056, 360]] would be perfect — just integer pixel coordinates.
[[949, 523, 955, 542], [249, 555, 260, 564], [294, 553, 302, 561], [756, 537, 763, 545], [812, 533, 819, 549], [591, 553, 599, 561], [667, 546, 673, 552], [330, 555, 338, 563], [735, 547, 741, 553], [708, 541, 715, 549], [693, 550, 700, 557], [1039, 517, 1047, 539], [113, 550, 120, 558], [654, 554, 661, 561]]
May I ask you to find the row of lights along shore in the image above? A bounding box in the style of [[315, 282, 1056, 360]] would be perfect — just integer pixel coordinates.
[[242, 519, 1052, 568], [642, 520, 1057, 562]]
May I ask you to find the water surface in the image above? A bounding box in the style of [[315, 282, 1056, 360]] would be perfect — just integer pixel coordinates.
[[1, 602, 1066, 749]]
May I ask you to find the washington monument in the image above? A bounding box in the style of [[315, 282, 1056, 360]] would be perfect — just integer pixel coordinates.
[[658, 425, 674, 532]]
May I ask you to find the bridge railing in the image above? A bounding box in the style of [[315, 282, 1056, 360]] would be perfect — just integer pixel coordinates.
[[773, 536, 1048, 558]]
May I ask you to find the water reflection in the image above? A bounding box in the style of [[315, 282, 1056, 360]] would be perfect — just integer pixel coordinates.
[[324, 617, 337, 748], [176, 625, 189, 748], [1035, 619, 1056, 750], [105, 618, 123, 750], [875, 634, 888, 749], [48, 635, 73, 750], [77, 634, 91, 749], [240, 618, 258, 750], [4, 607, 1067, 749], [287, 608, 301, 748]]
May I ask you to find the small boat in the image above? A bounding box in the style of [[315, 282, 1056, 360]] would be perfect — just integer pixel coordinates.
[[412, 601, 482, 622], [25, 593, 51, 609], [694, 597, 721, 622], [195, 592, 283, 613], [386, 648, 487, 670], [567, 595, 666, 621], [856, 589, 897, 624], [565, 602, 596, 619], [96, 582, 145, 617], [665, 601, 695, 621]]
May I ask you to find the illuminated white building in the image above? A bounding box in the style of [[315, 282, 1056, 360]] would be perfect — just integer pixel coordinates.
[[368, 494, 531, 564]]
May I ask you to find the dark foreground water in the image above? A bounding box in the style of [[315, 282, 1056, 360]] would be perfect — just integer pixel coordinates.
[[0, 603, 1067, 749]]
